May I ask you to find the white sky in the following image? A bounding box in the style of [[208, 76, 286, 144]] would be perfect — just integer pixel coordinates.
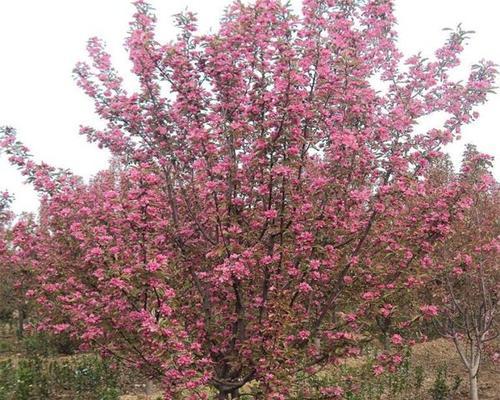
[[1, 0, 499, 214]]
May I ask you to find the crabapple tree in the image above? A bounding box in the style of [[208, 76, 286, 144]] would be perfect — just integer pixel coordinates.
[[0, 192, 14, 324], [0, 0, 498, 398], [0, 191, 39, 337]]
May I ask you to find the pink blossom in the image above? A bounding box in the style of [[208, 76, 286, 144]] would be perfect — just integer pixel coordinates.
[[297, 330, 310, 341], [373, 365, 385, 376], [320, 386, 344, 397], [420, 304, 439, 318], [391, 334, 404, 346], [298, 282, 312, 293], [263, 209, 278, 219]]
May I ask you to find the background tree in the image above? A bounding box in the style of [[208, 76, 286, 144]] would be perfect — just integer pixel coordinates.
[[430, 146, 499, 400], [0, 191, 39, 338], [0, 192, 15, 327]]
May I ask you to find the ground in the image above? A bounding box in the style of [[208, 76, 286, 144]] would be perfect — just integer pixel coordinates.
[[1, 324, 498, 399], [116, 339, 500, 399]]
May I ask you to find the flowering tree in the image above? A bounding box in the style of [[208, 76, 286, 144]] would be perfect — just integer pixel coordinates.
[[0, 192, 13, 253], [429, 147, 499, 400], [0, 192, 14, 323], [0, 191, 39, 338], [1, 0, 498, 398]]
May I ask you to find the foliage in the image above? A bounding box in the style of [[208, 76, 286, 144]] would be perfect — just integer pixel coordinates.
[[23, 331, 78, 357], [0, 0, 498, 398], [0, 354, 120, 400], [429, 365, 462, 400]]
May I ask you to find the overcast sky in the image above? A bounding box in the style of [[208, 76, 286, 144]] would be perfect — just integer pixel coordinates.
[[1, 0, 499, 214]]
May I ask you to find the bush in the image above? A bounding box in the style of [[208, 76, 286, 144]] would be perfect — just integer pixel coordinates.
[[23, 332, 78, 357], [0, 354, 120, 400], [283, 348, 428, 400], [429, 366, 462, 400], [50, 354, 120, 399]]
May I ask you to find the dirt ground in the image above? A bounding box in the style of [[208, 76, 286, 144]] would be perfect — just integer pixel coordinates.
[[408, 339, 499, 400]]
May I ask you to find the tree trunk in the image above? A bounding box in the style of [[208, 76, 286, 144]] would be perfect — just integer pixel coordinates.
[[16, 306, 24, 339], [469, 372, 479, 400], [145, 379, 154, 398], [216, 389, 239, 399]]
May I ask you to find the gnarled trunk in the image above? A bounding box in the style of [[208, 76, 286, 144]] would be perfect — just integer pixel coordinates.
[[217, 389, 239, 399]]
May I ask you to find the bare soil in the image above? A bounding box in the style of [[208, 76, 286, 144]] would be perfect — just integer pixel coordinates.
[[408, 338, 499, 400]]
